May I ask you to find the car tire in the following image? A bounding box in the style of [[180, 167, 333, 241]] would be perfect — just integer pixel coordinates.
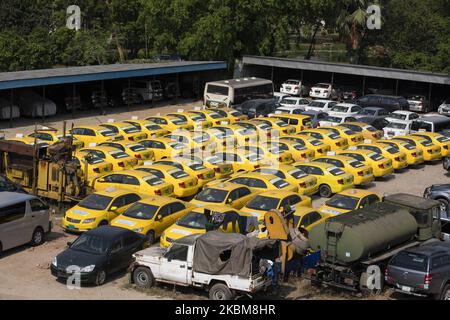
[[438, 199, 450, 218], [319, 185, 333, 198], [95, 269, 107, 286], [30, 227, 45, 246], [209, 283, 235, 300], [98, 220, 109, 227], [440, 284, 450, 300], [133, 267, 155, 289], [146, 231, 155, 244]]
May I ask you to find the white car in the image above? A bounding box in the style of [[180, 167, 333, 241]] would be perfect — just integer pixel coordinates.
[[318, 115, 358, 127], [385, 110, 420, 124], [383, 120, 412, 138], [438, 99, 450, 116], [328, 103, 363, 117], [279, 97, 310, 108], [304, 99, 338, 112], [273, 106, 305, 115], [280, 79, 309, 96], [309, 83, 338, 99], [274, 92, 291, 104]]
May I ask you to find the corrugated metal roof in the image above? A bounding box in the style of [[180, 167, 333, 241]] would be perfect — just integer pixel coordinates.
[[243, 56, 450, 85], [0, 61, 228, 90], [207, 77, 273, 88]]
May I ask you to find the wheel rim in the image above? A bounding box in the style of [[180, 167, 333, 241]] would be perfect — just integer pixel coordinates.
[[213, 290, 226, 300], [137, 271, 148, 285], [444, 290, 450, 300], [33, 231, 42, 244], [440, 202, 449, 215], [97, 271, 106, 284]]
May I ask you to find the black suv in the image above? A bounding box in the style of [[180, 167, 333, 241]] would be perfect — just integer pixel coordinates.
[[385, 242, 450, 300], [235, 98, 278, 119], [356, 94, 410, 112]]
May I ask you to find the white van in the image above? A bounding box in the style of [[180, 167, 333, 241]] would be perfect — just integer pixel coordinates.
[[129, 80, 164, 102], [0, 192, 52, 254]]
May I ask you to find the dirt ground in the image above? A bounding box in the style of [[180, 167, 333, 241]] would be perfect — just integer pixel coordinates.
[[0, 99, 448, 300]]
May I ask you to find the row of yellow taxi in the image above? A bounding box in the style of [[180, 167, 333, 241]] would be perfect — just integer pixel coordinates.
[[8, 108, 450, 248]]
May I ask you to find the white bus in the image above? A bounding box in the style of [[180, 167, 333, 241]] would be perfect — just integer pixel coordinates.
[[204, 77, 274, 108]]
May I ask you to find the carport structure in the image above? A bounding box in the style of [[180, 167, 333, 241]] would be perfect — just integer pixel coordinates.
[[0, 61, 227, 126], [242, 55, 450, 109]]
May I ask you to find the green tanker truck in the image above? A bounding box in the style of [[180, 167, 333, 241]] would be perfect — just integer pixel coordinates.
[[306, 194, 443, 294]]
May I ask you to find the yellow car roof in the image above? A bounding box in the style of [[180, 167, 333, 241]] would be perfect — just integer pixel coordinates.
[[100, 122, 135, 128], [205, 182, 248, 191], [337, 188, 380, 198], [411, 132, 445, 139], [80, 146, 120, 153], [293, 207, 320, 217], [147, 115, 182, 121], [232, 172, 280, 181], [119, 169, 160, 179], [141, 137, 178, 144], [338, 149, 376, 156], [255, 190, 298, 199], [396, 136, 428, 142], [93, 188, 143, 198], [191, 204, 244, 214], [138, 196, 184, 206], [296, 161, 336, 170], [301, 128, 334, 134], [73, 125, 111, 131], [272, 114, 311, 120], [340, 122, 372, 128], [358, 142, 392, 149]]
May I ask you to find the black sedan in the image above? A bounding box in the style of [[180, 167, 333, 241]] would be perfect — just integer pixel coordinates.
[[51, 226, 147, 286]]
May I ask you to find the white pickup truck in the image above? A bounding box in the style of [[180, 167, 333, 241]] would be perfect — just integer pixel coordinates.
[[129, 232, 277, 300]]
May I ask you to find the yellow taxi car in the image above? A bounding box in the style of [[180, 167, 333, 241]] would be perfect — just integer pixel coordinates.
[[240, 190, 312, 237], [234, 120, 274, 140], [27, 129, 84, 150], [319, 126, 364, 146], [209, 172, 298, 193], [190, 182, 258, 209], [71, 125, 124, 145], [236, 145, 294, 165], [319, 189, 382, 216], [78, 146, 138, 171], [214, 149, 270, 172], [99, 141, 154, 165], [135, 164, 199, 198], [153, 159, 215, 188], [211, 124, 258, 146], [377, 139, 424, 166], [99, 122, 147, 142], [298, 129, 349, 151], [293, 162, 354, 198], [92, 170, 174, 197], [269, 114, 313, 133], [313, 154, 374, 186], [267, 140, 315, 163], [205, 127, 238, 151], [356, 141, 408, 170], [160, 205, 254, 248], [209, 108, 248, 124], [139, 138, 193, 160], [411, 132, 450, 157], [189, 109, 230, 126], [251, 118, 297, 136], [111, 196, 195, 243], [339, 122, 384, 140], [175, 154, 234, 179], [280, 135, 331, 157], [73, 153, 113, 185], [394, 136, 442, 162], [294, 208, 331, 234], [146, 115, 194, 132], [123, 119, 170, 138], [167, 111, 213, 130], [336, 148, 394, 178], [252, 165, 318, 195], [62, 189, 146, 232], [164, 131, 217, 154]]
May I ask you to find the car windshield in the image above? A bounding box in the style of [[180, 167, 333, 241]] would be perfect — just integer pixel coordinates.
[[349, 160, 365, 168], [123, 126, 140, 134], [177, 212, 208, 230], [246, 196, 280, 211], [78, 156, 104, 165], [314, 84, 330, 89], [195, 188, 228, 203], [390, 252, 428, 272], [193, 134, 210, 143], [288, 169, 307, 179], [270, 178, 290, 189], [323, 116, 342, 123], [310, 139, 323, 146], [437, 136, 450, 143], [78, 194, 113, 210], [281, 99, 297, 105], [385, 146, 400, 154], [331, 106, 349, 113], [70, 234, 109, 255], [326, 194, 359, 210], [205, 156, 224, 164], [168, 169, 189, 179], [364, 126, 378, 132], [327, 133, 341, 140], [123, 203, 159, 220], [328, 167, 346, 176], [110, 151, 129, 159], [129, 144, 146, 152], [189, 163, 207, 171], [389, 113, 407, 120], [145, 124, 163, 131], [386, 122, 407, 129], [99, 130, 116, 137], [171, 118, 187, 125], [169, 142, 187, 150], [369, 153, 384, 161], [308, 102, 325, 108], [247, 153, 264, 162], [143, 176, 165, 186], [230, 111, 242, 117]]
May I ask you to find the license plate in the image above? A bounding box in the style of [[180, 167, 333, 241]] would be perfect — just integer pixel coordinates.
[[210, 102, 219, 107], [401, 286, 412, 293], [67, 225, 76, 230]]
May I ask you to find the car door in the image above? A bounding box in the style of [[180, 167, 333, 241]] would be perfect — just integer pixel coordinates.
[[0, 201, 27, 250], [95, 174, 123, 191], [29, 198, 50, 235], [121, 233, 143, 267], [160, 243, 190, 284], [154, 204, 171, 236], [107, 237, 126, 273], [234, 187, 254, 208], [118, 174, 141, 192]]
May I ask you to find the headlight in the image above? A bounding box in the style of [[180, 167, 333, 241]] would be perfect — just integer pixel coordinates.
[[133, 228, 144, 233], [82, 218, 96, 224], [81, 265, 95, 273], [52, 257, 57, 267]]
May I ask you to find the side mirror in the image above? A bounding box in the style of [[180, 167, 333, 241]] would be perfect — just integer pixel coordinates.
[[110, 206, 118, 212], [67, 241, 73, 247], [227, 199, 233, 205], [97, 178, 105, 183], [156, 215, 163, 221]]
